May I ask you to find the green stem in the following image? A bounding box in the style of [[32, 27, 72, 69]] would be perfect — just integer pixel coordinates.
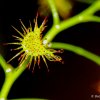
[[51, 42, 100, 65], [0, 55, 30, 99], [0, 75, 14, 99], [43, 14, 88, 43], [43, 0, 100, 43], [0, 55, 12, 73], [89, 16, 100, 22], [47, 0, 60, 24], [43, 14, 81, 43], [80, 0, 100, 15]]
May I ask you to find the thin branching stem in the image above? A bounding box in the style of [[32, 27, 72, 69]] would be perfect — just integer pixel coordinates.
[[43, 0, 100, 43], [47, 0, 60, 24], [51, 42, 100, 65], [0, 55, 30, 99]]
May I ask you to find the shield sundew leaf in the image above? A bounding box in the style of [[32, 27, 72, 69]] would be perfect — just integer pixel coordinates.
[[8, 15, 63, 71]]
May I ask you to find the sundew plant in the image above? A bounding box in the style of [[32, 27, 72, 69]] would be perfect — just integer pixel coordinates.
[[0, 0, 100, 100]]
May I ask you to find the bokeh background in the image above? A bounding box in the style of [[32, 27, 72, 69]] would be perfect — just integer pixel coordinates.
[[0, 0, 100, 100]]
